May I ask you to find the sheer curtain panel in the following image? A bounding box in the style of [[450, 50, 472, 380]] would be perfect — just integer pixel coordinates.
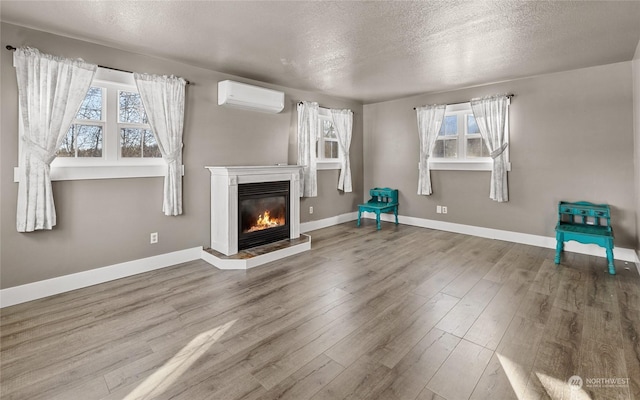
[[297, 101, 319, 197], [330, 109, 353, 192], [14, 47, 97, 232], [471, 95, 510, 202], [134, 73, 187, 216], [416, 105, 446, 195]]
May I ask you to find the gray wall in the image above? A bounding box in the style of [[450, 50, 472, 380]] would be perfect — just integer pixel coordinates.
[[364, 62, 637, 249], [634, 39, 640, 255], [0, 23, 363, 289]]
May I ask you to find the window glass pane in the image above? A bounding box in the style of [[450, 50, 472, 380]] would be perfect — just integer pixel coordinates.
[[121, 128, 162, 158], [433, 139, 457, 158], [443, 138, 458, 158], [121, 128, 143, 157], [57, 124, 102, 157], [324, 140, 339, 159], [433, 140, 444, 158], [466, 137, 489, 158], [76, 125, 103, 157], [77, 87, 102, 120], [143, 130, 162, 158], [119, 91, 148, 124], [57, 128, 76, 157], [323, 119, 337, 139], [439, 115, 457, 137], [467, 114, 480, 134]]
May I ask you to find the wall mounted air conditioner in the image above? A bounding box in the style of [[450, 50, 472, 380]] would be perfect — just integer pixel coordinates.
[[218, 80, 285, 113]]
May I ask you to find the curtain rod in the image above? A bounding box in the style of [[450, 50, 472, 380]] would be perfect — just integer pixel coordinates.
[[6, 45, 191, 85], [298, 101, 335, 111], [413, 94, 514, 110]]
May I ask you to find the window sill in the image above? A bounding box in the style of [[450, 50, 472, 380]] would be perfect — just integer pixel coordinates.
[[13, 164, 184, 182], [428, 160, 512, 171], [316, 161, 341, 170]]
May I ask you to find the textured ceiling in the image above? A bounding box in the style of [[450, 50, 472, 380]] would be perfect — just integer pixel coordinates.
[[2, 1, 640, 104]]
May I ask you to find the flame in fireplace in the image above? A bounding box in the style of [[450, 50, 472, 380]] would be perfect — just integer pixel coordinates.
[[246, 210, 285, 233]]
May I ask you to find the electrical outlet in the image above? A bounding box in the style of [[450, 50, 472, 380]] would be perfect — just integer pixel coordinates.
[[150, 232, 158, 244], [442, 206, 448, 214], [436, 205, 442, 214], [309, 206, 314, 214]]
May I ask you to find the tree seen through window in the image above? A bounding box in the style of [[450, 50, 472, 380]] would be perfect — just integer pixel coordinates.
[[119, 91, 160, 158], [58, 87, 103, 158]]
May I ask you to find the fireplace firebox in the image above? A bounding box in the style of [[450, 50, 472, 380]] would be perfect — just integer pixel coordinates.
[[238, 181, 290, 250]]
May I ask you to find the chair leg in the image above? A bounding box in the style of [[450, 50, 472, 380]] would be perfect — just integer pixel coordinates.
[[606, 246, 615, 275], [357, 209, 362, 227], [394, 207, 398, 225], [554, 233, 563, 265], [376, 212, 381, 230]]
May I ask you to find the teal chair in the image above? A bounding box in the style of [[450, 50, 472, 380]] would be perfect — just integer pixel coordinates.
[[554, 201, 615, 274], [357, 188, 399, 230]]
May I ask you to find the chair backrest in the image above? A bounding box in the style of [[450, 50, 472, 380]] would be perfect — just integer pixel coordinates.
[[369, 187, 398, 204], [558, 201, 611, 228]]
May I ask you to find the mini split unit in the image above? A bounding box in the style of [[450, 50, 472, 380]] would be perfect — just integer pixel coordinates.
[[218, 80, 285, 113]]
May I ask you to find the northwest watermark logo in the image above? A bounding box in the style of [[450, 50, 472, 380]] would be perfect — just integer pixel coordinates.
[[568, 375, 583, 390], [568, 375, 629, 389]]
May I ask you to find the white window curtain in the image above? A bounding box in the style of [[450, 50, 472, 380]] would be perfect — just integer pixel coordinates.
[[330, 108, 353, 193], [470, 95, 510, 202], [134, 73, 187, 216], [14, 47, 97, 232], [297, 101, 319, 197], [416, 104, 446, 195]]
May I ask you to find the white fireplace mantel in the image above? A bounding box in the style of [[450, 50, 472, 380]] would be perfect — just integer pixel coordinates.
[[205, 165, 303, 256]]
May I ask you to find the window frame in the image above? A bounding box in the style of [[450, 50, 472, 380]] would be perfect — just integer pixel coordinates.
[[14, 68, 179, 182], [429, 102, 511, 172], [316, 107, 341, 170]]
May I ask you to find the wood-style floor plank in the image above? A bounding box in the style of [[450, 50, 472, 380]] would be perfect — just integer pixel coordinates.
[[486, 315, 546, 399], [257, 354, 344, 400], [618, 302, 640, 400], [434, 279, 501, 337], [426, 339, 493, 400], [468, 353, 518, 400], [308, 354, 394, 400], [373, 328, 460, 400], [324, 293, 431, 367], [1, 221, 639, 400], [463, 269, 534, 350], [579, 338, 630, 400]]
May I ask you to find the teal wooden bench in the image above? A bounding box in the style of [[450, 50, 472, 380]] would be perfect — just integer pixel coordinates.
[[554, 201, 615, 275], [357, 188, 399, 230]]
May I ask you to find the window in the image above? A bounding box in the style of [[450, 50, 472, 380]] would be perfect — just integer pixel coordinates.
[[430, 102, 510, 171], [56, 82, 161, 163], [34, 68, 168, 181], [316, 108, 340, 170]]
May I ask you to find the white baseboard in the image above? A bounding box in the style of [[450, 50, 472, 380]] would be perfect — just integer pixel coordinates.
[[0, 247, 202, 308], [368, 213, 640, 265], [300, 212, 358, 233], [3, 211, 637, 308]]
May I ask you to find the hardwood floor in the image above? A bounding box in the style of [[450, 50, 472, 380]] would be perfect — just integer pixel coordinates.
[[2, 221, 639, 400]]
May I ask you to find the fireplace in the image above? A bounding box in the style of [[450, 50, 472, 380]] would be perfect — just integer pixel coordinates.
[[238, 181, 290, 250], [206, 165, 303, 257]]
